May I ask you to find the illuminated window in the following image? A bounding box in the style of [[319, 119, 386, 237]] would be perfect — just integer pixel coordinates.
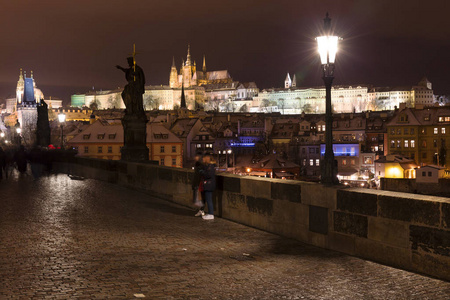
[[310, 159, 314, 166], [411, 140, 415, 148], [316, 159, 320, 166], [391, 140, 395, 148], [160, 146, 165, 153], [364, 156, 373, 164], [342, 159, 347, 165], [404, 140, 409, 148], [303, 159, 306, 166], [397, 140, 401, 148], [351, 159, 355, 165], [442, 128, 446, 134], [421, 128, 427, 134], [434, 128, 438, 134]]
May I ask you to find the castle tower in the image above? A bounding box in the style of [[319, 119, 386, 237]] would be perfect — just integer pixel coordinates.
[[169, 57, 178, 88], [284, 73, 292, 88], [292, 73, 297, 88]]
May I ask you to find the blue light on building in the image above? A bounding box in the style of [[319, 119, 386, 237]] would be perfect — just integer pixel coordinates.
[[230, 142, 255, 147], [320, 144, 359, 157]]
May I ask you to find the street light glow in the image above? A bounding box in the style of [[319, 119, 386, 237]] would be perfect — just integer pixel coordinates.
[[16, 128, 22, 134], [58, 112, 66, 123], [316, 35, 339, 64], [0, 132, 4, 138]]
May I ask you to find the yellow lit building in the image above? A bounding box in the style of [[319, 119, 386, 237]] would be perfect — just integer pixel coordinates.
[[374, 154, 418, 179], [386, 105, 450, 167], [67, 120, 183, 167]]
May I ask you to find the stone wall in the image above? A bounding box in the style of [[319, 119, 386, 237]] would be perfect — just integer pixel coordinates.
[[381, 178, 450, 198], [55, 157, 450, 281]]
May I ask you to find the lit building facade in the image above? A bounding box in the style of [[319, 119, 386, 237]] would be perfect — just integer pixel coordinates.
[[67, 120, 183, 167], [386, 105, 450, 167]]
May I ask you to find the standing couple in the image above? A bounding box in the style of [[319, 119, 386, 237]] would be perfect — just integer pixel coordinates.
[[192, 151, 216, 220]]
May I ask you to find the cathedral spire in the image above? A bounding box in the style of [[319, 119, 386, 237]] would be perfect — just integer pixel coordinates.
[[171, 56, 176, 68], [202, 55, 206, 73], [186, 44, 191, 66], [19, 68, 24, 81], [180, 82, 187, 109]]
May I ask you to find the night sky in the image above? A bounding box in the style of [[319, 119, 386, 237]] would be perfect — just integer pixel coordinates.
[[0, 0, 449, 104]]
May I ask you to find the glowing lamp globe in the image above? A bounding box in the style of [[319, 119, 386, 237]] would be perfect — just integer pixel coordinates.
[[0, 132, 4, 138], [16, 127, 22, 134], [316, 35, 339, 65], [58, 112, 66, 123]]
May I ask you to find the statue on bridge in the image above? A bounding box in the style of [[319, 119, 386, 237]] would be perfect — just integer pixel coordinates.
[[116, 44, 149, 161], [116, 53, 145, 116]]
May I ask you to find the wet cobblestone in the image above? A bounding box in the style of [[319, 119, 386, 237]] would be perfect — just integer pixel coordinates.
[[0, 173, 449, 299]]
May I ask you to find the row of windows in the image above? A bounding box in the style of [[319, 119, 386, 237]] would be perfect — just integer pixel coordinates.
[[83, 146, 116, 154], [390, 128, 415, 135], [303, 159, 320, 166], [160, 146, 177, 153], [390, 140, 416, 148], [160, 158, 177, 166], [390, 127, 446, 135]]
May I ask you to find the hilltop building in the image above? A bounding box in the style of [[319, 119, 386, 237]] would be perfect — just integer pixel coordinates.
[[169, 45, 233, 88]]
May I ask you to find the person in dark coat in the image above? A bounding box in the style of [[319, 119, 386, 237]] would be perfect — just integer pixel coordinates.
[[14, 145, 27, 174], [192, 152, 205, 217], [200, 152, 216, 220], [0, 147, 6, 180]]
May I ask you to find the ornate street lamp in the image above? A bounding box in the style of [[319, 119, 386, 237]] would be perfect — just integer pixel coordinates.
[[58, 111, 66, 149], [316, 13, 340, 185]]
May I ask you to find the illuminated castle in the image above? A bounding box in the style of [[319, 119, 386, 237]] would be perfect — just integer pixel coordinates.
[[169, 45, 233, 88]]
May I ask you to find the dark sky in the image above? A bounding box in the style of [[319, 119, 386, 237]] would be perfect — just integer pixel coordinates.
[[1, 0, 449, 104]]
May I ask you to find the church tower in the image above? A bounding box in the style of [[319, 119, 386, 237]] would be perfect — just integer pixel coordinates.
[[169, 57, 178, 88], [202, 55, 206, 74], [16, 68, 24, 104], [284, 73, 292, 88], [292, 73, 297, 88]]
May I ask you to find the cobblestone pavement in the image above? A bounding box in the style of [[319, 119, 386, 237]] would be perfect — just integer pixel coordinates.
[[1, 173, 449, 299]]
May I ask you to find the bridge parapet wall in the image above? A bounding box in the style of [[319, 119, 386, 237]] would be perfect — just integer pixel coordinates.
[[55, 157, 450, 280]]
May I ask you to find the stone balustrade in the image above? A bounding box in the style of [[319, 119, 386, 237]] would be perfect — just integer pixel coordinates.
[[54, 157, 450, 281]]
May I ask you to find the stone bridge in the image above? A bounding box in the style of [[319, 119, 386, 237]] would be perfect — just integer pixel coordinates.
[[0, 157, 449, 299]]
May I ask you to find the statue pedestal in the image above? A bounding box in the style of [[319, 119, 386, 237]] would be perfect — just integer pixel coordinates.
[[121, 114, 149, 161]]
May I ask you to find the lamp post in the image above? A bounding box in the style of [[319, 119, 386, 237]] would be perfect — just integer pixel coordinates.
[[15, 123, 22, 146], [316, 13, 340, 185], [58, 111, 66, 149]]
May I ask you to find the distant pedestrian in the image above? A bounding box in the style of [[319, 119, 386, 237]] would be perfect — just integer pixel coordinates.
[[200, 152, 216, 220], [192, 152, 205, 217], [0, 147, 6, 180], [14, 145, 27, 174]]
